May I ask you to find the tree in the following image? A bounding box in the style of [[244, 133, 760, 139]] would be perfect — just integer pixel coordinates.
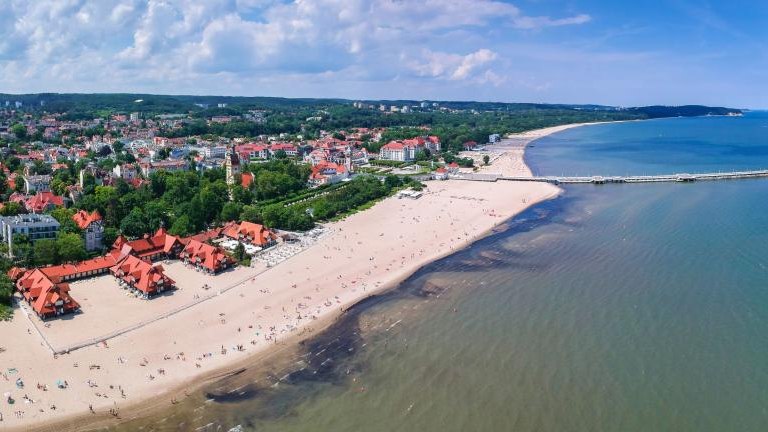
[[231, 185, 253, 205], [414, 149, 430, 161], [31, 160, 52, 175], [240, 205, 262, 223], [57, 233, 86, 263], [156, 147, 171, 160], [103, 227, 119, 249], [273, 149, 287, 159], [120, 208, 148, 237], [220, 202, 243, 222], [34, 239, 59, 265], [50, 178, 68, 196], [10, 124, 26, 140], [169, 215, 193, 237], [483, 155, 490, 165], [0, 202, 24, 216], [13, 180, 24, 194], [144, 201, 171, 232], [234, 242, 246, 261], [49, 207, 81, 234], [384, 175, 402, 189], [97, 145, 112, 158], [0, 273, 14, 318]]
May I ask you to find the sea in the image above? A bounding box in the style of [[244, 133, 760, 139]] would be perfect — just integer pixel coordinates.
[[110, 112, 768, 432]]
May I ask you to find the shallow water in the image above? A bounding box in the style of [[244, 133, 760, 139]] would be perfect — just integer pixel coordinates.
[[107, 112, 768, 432]]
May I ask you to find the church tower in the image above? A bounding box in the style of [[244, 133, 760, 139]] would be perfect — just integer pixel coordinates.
[[225, 145, 241, 200], [225, 145, 240, 187]]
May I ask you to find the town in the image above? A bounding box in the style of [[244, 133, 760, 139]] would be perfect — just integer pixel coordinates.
[[0, 96, 536, 323]]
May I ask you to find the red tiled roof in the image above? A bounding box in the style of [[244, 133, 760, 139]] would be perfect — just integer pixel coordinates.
[[7, 267, 26, 281], [31, 282, 79, 317], [180, 239, 233, 273], [72, 209, 102, 229], [222, 221, 277, 247], [109, 255, 175, 295], [39, 255, 119, 279], [241, 172, 254, 188], [310, 161, 347, 181], [381, 141, 406, 150], [24, 191, 64, 213]]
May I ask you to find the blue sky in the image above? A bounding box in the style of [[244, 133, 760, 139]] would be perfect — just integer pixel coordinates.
[[0, 0, 766, 107]]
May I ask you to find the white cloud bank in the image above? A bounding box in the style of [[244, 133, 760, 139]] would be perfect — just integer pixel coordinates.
[[0, 0, 590, 97]]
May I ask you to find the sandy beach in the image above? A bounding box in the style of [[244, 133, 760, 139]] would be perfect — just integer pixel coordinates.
[[0, 123, 591, 430]]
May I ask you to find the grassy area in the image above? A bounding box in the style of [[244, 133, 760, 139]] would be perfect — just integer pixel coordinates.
[[0, 273, 14, 320], [0, 304, 13, 321], [369, 159, 407, 168]]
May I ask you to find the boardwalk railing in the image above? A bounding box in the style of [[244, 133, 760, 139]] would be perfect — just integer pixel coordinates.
[[454, 169, 768, 185]]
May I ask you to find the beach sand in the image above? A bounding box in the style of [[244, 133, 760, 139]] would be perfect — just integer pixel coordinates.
[[0, 123, 586, 430]]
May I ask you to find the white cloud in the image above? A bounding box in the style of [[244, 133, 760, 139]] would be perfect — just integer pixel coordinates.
[[407, 49, 499, 82], [0, 0, 591, 96]]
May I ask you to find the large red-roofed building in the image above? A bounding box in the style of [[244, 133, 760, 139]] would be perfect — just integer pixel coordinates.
[[179, 239, 234, 274], [110, 255, 175, 298], [16, 269, 81, 318], [222, 221, 278, 247]]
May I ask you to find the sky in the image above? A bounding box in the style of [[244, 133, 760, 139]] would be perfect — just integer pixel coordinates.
[[0, 0, 767, 108]]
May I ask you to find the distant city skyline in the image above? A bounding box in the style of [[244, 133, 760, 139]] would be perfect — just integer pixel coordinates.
[[0, 1, 766, 108]]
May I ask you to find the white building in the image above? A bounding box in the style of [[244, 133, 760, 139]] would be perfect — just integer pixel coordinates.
[[72, 210, 104, 251], [0, 214, 60, 255], [23, 175, 51, 194], [379, 142, 415, 162], [204, 146, 227, 159], [113, 164, 138, 181]]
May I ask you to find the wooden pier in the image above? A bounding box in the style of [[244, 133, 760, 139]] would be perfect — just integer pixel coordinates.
[[453, 169, 768, 185]]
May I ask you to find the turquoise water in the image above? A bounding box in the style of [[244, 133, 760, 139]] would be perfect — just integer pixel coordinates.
[[110, 113, 768, 432], [530, 112, 768, 176]]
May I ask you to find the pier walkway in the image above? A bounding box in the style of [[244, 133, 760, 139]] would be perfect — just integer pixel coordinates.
[[453, 169, 768, 185]]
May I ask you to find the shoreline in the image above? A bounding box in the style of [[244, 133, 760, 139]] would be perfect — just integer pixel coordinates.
[[0, 122, 598, 431]]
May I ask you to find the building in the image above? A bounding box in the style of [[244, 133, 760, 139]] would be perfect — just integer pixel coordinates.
[[433, 167, 449, 180], [73, 210, 104, 251], [23, 175, 51, 194], [0, 214, 60, 255], [270, 143, 298, 157], [179, 239, 234, 274], [235, 143, 269, 161], [11, 191, 65, 213], [130, 112, 140, 122], [489, 134, 501, 143], [225, 145, 241, 189], [16, 269, 80, 319], [139, 160, 188, 176], [463, 141, 478, 150], [379, 141, 414, 162], [110, 255, 175, 298], [34, 255, 119, 282], [204, 146, 227, 159], [222, 221, 278, 247], [112, 227, 184, 262], [309, 161, 349, 186], [113, 164, 138, 181], [379, 136, 441, 161]]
